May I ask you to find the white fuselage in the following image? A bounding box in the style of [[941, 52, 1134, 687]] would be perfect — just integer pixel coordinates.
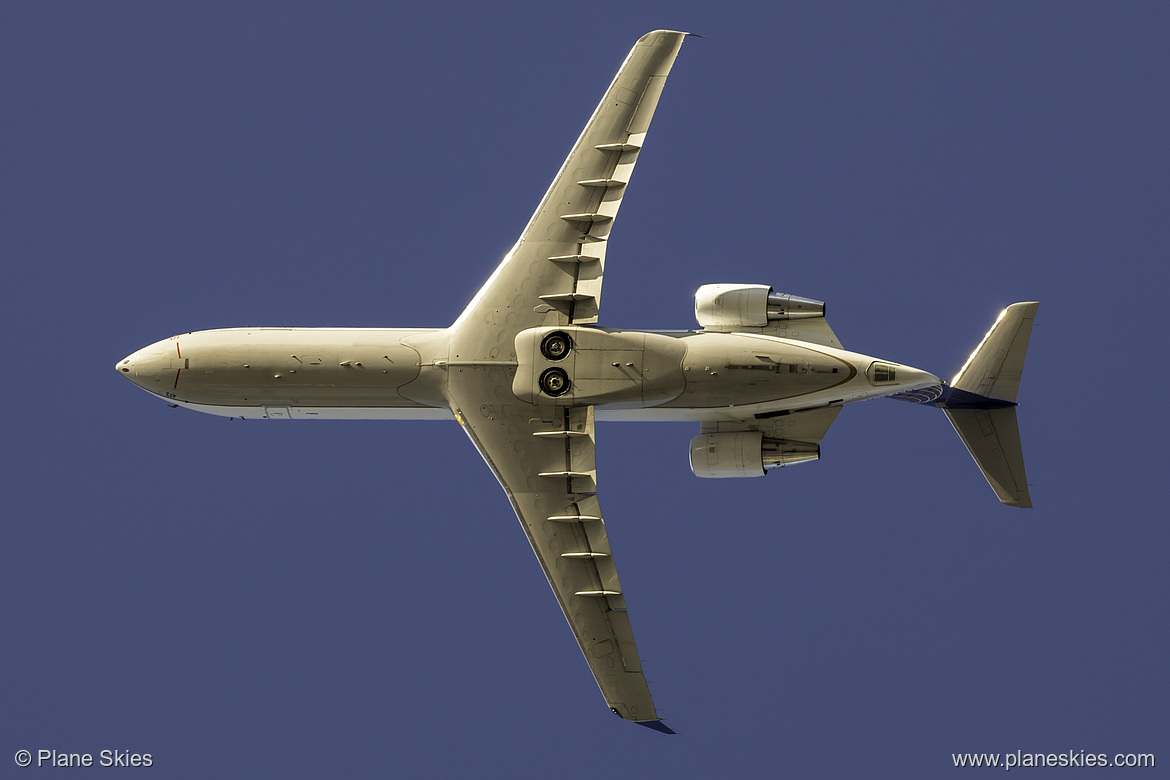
[[116, 326, 940, 422]]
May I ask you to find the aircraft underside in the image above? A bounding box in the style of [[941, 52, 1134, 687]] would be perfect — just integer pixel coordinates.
[[118, 30, 1037, 731], [117, 325, 941, 422]]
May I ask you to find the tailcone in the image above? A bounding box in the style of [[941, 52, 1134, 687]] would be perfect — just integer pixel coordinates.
[[935, 386, 1016, 409]]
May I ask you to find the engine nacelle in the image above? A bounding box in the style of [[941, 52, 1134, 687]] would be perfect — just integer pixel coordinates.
[[694, 284, 825, 330], [689, 432, 820, 478]]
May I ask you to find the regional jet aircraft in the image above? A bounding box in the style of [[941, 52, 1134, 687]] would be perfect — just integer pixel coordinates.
[[117, 30, 1037, 732]]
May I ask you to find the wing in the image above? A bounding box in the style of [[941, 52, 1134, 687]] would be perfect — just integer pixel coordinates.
[[447, 370, 666, 725], [439, 29, 689, 728], [451, 30, 689, 358]]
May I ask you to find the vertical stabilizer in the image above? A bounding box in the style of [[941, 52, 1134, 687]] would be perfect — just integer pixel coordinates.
[[942, 302, 1039, 508]]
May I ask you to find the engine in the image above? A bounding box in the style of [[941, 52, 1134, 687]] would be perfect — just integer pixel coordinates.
[[689, 432, 820, 478], [694, 284, 825, 330]]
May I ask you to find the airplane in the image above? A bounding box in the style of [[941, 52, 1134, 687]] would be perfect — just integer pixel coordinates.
[[116, 30, 1038, 733]]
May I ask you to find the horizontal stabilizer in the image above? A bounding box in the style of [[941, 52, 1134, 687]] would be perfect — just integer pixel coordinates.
[[951, 302, 1039, 402], [634, 719, 677, 734], [943, 302, 1038, 508], [945, 407, 1032, 508]]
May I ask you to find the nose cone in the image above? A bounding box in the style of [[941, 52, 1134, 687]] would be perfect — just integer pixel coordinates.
[[115, 342, 175, 395]]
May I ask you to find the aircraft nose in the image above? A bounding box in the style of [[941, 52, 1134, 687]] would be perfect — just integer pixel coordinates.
[[116, 342, 180, 395]]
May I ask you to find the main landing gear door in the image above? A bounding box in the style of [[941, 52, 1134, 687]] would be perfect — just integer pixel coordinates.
[[513, 327, 685, 407]]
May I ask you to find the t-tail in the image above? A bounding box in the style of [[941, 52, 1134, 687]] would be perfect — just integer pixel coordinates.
[[892, 302, 1039, 508], [943, 302, 1039, 507]]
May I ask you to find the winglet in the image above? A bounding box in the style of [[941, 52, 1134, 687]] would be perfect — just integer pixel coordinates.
[[634, 719, 677, 734]]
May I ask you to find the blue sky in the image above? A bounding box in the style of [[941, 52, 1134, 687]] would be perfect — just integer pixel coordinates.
[[3, 2, 1167, 776]]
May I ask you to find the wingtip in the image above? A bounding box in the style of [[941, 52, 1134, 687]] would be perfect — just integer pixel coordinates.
[[635, 720, 677, 734], [641, 29, 693, 40]]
